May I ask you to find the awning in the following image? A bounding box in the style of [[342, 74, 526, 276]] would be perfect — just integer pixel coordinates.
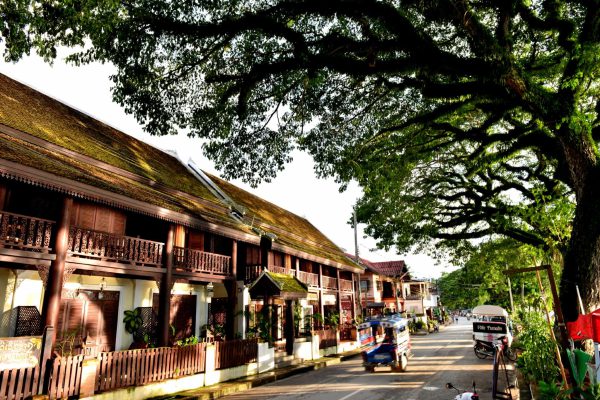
[[248, 271, 308, 300]]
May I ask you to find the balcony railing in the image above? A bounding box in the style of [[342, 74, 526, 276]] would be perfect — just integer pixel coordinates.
[[0, 211, 54, 252], [173, 247, 231, 275], [245, 265, 296, 283], [321, 275, 338, 290], [68, 227, 164, 267], [339, 279, 353, 292], [269, 265, 296, 276], [296, 270, 319, 287], [405, 294, 423, 300]]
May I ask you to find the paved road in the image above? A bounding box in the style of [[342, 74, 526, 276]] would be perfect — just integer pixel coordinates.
[[220, 318, 515, 400]]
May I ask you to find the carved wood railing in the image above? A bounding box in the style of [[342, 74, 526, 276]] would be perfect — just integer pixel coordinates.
[[339, 279, 353, 292], [296, 270, 319, 287], [68, 227, 164, 267], [268, 265, 296, 276], [245, 265, 262, 283], [0, 211, 54, 252], [173, 247, 231, 275], [321, 275, 338, 290]]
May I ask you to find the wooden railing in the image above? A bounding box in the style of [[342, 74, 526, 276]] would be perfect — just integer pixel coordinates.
[[269, 265, 296, 276], [0, 365, 41, 400], [296, 270, 319, 287], [0, 211, 54, 252], [339, 279, 353, 292], [95, 343, 207, 392], [245, 265, 262, 283], [173, 247, 231, 275], [315, 329, 337, 350], [214, 339, 258, 370], [405, 294, 423, 300], [48, 354, 85, 399], [68, 227, 164, 267], [321, 275, 338, 290]]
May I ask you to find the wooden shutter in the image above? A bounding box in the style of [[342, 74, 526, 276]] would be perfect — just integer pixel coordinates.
[[152, 294, 197, 341], [189, 231, 204, 250], [71, 202, 126, 235]]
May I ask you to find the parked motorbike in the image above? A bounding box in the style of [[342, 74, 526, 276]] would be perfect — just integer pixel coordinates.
[[446, 382, 479, 400], [473, 336, 517, 361]]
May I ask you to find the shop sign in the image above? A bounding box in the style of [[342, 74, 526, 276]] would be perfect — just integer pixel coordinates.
[[0, 336, 42, 370]]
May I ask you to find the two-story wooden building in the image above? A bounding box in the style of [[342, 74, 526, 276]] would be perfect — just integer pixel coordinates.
[[350, 256, 409, 317], [0, 73, 362, 355]]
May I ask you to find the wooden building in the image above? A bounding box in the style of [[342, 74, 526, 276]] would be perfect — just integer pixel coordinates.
[[0, 73, 362, 356]]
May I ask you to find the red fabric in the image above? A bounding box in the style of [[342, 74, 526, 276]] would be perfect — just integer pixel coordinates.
[[567, 313, 593, 340], [591, 309, 600, 342]]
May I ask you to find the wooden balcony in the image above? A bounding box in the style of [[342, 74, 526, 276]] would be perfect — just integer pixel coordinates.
[[245, 265, 295, 283], [173, 247, 231, 275], [0, 211, 54, 252], [339, 279, 353, 292], [405, 294, 423, 300], [296, 270, 319, 287], [68, 227, 164, 267], [321, 275, 338, 290]]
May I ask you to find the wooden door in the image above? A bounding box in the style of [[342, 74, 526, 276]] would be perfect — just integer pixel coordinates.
[[57, 290, 120, 355], [152, 294, 197, 342]]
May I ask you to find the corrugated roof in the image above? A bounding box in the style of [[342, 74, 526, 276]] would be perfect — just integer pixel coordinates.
[[346, 254, 409, 278]]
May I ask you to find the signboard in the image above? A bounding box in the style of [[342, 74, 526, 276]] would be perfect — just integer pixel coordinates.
[[322, 294, 337, 305], [307, 292, 319, 302], [473, 322, 508, 334], [0, 336, 42, 371]]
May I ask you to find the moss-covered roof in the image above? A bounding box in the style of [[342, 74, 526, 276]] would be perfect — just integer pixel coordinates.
[[0, 73, 217, 201], [208, 174, 360, 270], [266, 272, 308, 293]]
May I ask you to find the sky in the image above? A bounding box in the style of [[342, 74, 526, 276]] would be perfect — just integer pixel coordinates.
[[0, 54, 454, 278]]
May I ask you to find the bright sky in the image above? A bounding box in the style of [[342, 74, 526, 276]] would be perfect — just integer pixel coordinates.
[[0, 54, 454, 278]]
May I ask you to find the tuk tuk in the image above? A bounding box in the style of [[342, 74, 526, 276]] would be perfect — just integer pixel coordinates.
[[360, 316, 412, 372], [472, 305, 513, 346]]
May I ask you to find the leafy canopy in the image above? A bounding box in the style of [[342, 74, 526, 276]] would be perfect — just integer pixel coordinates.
[[1, 0, 596, 256]]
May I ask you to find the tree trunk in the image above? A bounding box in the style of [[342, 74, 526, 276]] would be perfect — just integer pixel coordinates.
[[560, 166, 600, 323]]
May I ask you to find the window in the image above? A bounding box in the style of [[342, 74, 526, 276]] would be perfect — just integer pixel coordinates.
[[376, 280, 383, 291], [360, 280, 369, 291]]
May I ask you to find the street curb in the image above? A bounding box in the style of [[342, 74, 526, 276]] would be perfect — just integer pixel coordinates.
[[152, 354, 354, 400]]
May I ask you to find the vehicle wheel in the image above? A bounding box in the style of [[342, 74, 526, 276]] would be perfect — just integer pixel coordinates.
[[398, 354, 408, 372], [365, 366, 374, 372], [474, 346, 488, 359], [505, 347, 518, 362]]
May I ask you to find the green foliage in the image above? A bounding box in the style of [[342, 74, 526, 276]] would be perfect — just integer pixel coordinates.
[[175, 336, 199, 347], [438, 238, 550, 311], [537, 380, 569, 400], [123, 309, 142, 335], [5, 0, 600, 318], [515, 311, 560, 384], [54, 328, 79, 357], [202, 323, 225, 340], [324, 311, 340, 329]]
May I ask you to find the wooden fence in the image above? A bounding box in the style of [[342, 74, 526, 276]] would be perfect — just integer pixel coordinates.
[[48, 355, 85, 399], [0, 366, 40, 400], [214, 339, 258, 370], [315, 329, 338, 349], [95, 343, 207, 392]]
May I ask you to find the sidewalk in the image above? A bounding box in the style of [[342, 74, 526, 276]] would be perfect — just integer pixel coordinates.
[[150, 349, 363, 400]]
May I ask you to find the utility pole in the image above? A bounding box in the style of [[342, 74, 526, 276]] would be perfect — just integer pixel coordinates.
[[354, 207, 363, 319]]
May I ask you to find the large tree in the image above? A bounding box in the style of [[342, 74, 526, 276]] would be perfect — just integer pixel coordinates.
[[1, 0, 598, 321]]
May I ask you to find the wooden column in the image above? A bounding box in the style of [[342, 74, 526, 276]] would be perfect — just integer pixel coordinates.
[[260, 236, 271, 271], [225, 280, 237, 340], [0, 183, 6, 209], [41, 196, 73, 333], [318, 265, 324, 321], [158, 224, 175, 347], [295, 258, 300, 276], [285, 299, 295, 355], [231, 239, 238, 278], [336, 269, 342, 322]]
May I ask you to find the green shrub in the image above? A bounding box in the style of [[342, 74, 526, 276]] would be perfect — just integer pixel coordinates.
[[515, 311, 560, 383]]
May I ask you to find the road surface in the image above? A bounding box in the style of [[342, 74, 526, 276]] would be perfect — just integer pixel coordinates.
[[220, 318, 515, 400]]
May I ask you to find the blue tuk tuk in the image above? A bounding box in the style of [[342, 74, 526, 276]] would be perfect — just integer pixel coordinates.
[[359, 316, 412, 372]]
